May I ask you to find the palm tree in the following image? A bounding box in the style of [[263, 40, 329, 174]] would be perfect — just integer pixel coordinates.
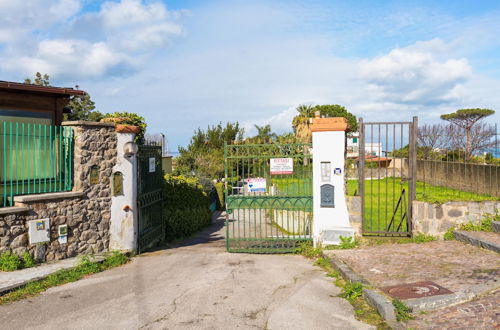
[[292, 104, 315, 142], [253, 124, 277, 143]]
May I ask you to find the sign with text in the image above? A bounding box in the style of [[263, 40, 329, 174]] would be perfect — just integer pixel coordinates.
[[321, 162, 331, 182], [149, 157, 156, 173], [58, 225, 68, 244], [28, 218, 50, 244], [270, 158, 293, 175], [246, 178, 267, 193]]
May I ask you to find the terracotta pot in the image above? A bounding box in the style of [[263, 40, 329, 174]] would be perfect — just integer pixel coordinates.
[[116, 124, 141, 134]]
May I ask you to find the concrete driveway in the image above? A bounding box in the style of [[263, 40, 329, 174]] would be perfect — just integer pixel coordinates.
[[0, 213, 371, 330]]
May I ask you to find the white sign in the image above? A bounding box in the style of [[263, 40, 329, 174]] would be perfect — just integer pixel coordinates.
[[246, 178, 266, 193], [58, 225, 68, 244], [28, 218, 50, 244], [334, 168, 342, 175], [321, 162, 331, 182], [149, 157, 156, 173], [270, 158, 293, 175]]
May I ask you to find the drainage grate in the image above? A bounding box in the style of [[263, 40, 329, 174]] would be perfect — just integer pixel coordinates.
[[380, 281, 453, 300]]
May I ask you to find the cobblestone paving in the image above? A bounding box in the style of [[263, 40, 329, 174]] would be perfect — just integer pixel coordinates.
[[330, 241, 500, 293], [405, 290, 500, 329]]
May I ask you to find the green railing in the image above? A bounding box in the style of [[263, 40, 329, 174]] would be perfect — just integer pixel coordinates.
[[1, 121, 74, 207]]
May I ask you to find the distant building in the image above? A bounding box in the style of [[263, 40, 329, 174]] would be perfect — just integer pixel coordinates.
[[347, 132, 383, 157], [347, 132, 359, 158]]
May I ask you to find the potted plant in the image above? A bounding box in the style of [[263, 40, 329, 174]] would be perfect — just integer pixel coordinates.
[[100, 112, 147, 143]]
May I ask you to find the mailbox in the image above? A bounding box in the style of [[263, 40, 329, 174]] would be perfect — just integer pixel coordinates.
[[320, 184, 335, 208]]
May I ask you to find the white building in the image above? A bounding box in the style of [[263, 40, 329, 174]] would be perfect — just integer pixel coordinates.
[[347, 132, 382, 157]]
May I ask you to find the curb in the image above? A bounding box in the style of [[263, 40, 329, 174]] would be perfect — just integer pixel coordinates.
[[404, 279, 500, 312], [323, 250, 500, 324], [322, 252, 397, 322], [0, 255, 105, 295], [492, 221, 500, 233], [454, 230, 500, 254]]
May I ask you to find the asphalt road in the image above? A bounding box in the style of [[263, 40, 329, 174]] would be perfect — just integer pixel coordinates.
[[0, 213, 372, 330]]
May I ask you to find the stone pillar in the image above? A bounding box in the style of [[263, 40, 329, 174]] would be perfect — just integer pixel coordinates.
[[61, 121, 117, 256], [312, 116, 354, 246], [109, 132, 138, 252]]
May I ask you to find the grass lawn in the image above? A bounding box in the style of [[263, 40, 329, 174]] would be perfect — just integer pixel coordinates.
[[347, 178, 497, 203], [348, 178, 498, 233], [273, 177, 312, 196]]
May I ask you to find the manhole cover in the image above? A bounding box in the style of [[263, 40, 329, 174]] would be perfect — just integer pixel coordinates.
[[380, 281, 453, 300]]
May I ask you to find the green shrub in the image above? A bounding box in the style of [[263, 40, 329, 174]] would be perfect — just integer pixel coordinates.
[[338, 236, 359, 249], [324, 236, 359, 250], [163, 174, 212, 241], [411, 233, 436, 243], [295, 241, 322, 258], [77, 255, 101, 274], [101, 111, 147, 143], [313, 257, 330, 268], [340, 282, 364, 302], [21, 252, 35, 268], [0, 251, 129, 305], [443, 227, 455, 240], [392, 299, 414, 321], [458, 213, 497, 232], [215, 182, 225, 210], [0, 252, 22, 271], [102, 251, 130, 269]]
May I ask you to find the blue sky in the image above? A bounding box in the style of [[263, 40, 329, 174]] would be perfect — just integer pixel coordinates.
[[1, 0, 500, 153]]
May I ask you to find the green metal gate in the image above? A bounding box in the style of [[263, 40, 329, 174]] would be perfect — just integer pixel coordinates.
[[224, 143, 313, 253], [358, 118, 417, 236], [137, 143, 164, 252]]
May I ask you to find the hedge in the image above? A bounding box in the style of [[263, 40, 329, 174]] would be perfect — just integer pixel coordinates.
[[214, 182, 225, 210], [163, 174, 212, 241]]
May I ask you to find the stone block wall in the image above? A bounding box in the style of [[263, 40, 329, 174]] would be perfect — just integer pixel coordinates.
[[412, 200, 500, 238], [0, 122, 117, 262], [346, 196, 362, 236]]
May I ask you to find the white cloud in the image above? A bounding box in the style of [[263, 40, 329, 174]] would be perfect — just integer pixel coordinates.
[[242, 106, 298, 137], [0, 0, 186, 79], [360, 39, 472, 106], [1, 39, 130, 78], [0, 0, 81, 43], [99, 0, 183, 52]]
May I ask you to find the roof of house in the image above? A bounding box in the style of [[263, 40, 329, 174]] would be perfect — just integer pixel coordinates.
[[0, 80, 86, 97]]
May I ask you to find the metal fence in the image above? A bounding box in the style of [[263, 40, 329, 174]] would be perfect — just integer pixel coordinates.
[[1, 121, 74, 207], [417, 123, 500, 200]]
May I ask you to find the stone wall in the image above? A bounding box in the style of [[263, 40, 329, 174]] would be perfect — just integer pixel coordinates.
[[0, 122, 117, 262], [346, 196, 362, 236], [412, 200, 500, 238]]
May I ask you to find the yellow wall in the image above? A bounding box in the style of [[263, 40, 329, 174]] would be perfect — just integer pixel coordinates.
[[162, 156, 173, 174]]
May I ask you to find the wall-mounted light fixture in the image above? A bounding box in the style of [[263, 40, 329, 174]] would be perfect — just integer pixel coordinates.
[[123, 142, 138, 158]]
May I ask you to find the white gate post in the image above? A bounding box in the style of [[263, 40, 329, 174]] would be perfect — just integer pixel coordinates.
[[109, 132, 138, 252], [312, 115, 354, 246]]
